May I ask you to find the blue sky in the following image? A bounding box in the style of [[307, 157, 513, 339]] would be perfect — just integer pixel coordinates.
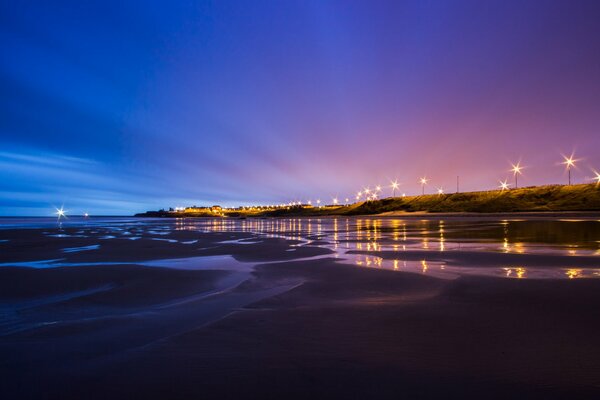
[[2, 1, 600, 215]]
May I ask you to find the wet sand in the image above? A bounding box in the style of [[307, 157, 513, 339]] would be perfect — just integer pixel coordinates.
[[1, 219, 600, 399]]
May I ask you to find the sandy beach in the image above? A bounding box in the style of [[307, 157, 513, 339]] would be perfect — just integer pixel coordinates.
[[1, 217, 600, 399]]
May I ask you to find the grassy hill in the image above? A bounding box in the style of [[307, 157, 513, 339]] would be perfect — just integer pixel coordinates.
[[340, 184, 600, 215], [137, 184, 600, 218], [261, 184, 600, 216]]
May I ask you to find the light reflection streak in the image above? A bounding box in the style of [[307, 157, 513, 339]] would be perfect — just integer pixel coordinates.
[[565, 269, 582, 279], [158, 217, 599, 280]]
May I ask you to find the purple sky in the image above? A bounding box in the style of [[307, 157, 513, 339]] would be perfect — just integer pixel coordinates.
[[1, 1, 600, 215]]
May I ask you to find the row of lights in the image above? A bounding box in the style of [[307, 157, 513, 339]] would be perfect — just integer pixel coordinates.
[[56, 154, 599, 218], [312, 153, 600, 205]]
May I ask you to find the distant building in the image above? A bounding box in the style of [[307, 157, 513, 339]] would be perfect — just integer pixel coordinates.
[[185, 206, 208, 212], [211, 205, 222, 213]]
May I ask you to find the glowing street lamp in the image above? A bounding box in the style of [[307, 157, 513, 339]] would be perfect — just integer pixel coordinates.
[[593, 170, 600, 185], [55, 206, 66, 221], [345, 198, 349, 204], [316, 199, 321, 207], [375, 185, 382, 193], [333, 198, 338, 205], [499, 179, 510, 191], [562, 154, 577, 185], [437, 187, 444, 195], [510, 162, 522, 188], [390, 180, 399, 197], [419, 177, 428, 195]]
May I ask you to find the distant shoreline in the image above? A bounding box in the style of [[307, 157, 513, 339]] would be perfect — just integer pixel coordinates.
[[136, 184, 600, 218]]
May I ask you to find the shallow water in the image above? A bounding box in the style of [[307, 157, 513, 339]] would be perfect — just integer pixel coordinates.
[[1, 216, 600, 279]]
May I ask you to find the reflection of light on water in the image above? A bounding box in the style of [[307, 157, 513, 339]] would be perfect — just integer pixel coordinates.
[[421, 260, 428, 273], [366, 242, 380, 251], [163, 217, 600, 280], [333, 218, 338, 249], [504, 267, 527, 278], [356, 255, 382, 267], [565, 269, 582, 279]]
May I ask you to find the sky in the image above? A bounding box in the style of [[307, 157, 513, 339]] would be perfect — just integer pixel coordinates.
[[1, 0, 600, 216]]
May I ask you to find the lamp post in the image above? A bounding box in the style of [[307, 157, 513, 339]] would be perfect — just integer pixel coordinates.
[[420, 177, 428, 195], [55, 206, 66, 221], [562, 155, 576, 185], [511, 162, 522, 188], [391, 180, 399, 197], [499, 180, 510, 191]]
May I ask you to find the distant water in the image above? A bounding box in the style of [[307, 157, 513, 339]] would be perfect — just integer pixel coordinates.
[[0, 216, 157, 230]]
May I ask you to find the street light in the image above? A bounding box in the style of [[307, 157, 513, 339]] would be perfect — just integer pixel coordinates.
[[390, 180, 399, 197], [562, 154, 577, 185], [499, 179, 510, 191], [333, 198, 338, 205], [419, 177, 428, 195], [510, 162, 522, 188], [437, 187, 444, 195], [55, 206, 66, 221], [593, 170, 600, 185]]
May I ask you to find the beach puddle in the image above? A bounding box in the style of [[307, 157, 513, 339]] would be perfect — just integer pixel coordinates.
[[142, 255, 251, 272], [62, 244, 100, 253]]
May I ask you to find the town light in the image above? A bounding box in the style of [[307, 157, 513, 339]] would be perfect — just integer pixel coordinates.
[[499, 179, 510, 191], [437, 187, 444, 195]]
